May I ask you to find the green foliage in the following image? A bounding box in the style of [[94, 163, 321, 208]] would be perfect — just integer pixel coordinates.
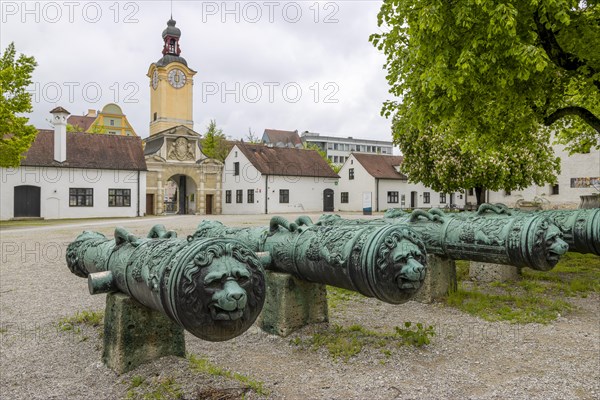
[[200, 119, 229, 162], [125, 376, 182, 400], [188, 354, 268, 396], [0, 42, 38, 167], [371, 1, 599, 193], [303, 142, 339, 173], [296, 322, 434, 362], [447, 252, 600, 323]]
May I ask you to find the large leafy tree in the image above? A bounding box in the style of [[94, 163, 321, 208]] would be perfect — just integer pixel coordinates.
[[200, 119, 229, 161], [370, 0, 599, 202], [0, 43, 37, 167]]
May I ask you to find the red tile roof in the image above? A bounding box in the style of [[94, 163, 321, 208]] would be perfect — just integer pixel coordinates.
[[236, 142, 338, 178], [67, 115, 96, 132], [262, 129, 302, 147], [21, 130, 147, 170], [352, 153, 407, 180]]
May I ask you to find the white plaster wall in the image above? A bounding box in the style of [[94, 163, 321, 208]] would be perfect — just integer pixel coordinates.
[[337, 154, 464, 212], [482, 145, 599, 208], [1, 166, 146, 220], [222, 146, 265, 214], [222, 145, 338, 214], [337, 155, 376, 212]]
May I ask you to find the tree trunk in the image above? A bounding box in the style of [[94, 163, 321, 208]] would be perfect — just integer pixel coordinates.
[[475, 187, 486, 206]]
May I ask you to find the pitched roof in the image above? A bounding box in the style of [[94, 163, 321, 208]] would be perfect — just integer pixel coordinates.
[[262, 129, 302, 147], [21, 130, 147, 171], [352, 153, 407, 180], [67, 115, 96, 132], [236, 142, 338, 178]]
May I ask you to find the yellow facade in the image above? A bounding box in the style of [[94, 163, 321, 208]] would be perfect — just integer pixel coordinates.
[[87, 103, 138, 136], [148, 62, 196, 136]]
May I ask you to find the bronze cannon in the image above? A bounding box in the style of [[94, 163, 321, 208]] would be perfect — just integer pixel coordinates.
[[191, 216, 428, 304], [66, 225, 265, 342], [321, 205, 569, 271]]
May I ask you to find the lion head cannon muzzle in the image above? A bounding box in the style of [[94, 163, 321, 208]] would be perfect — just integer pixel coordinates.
[[66, 225, 266, 342], [191, 217, 428, 305]]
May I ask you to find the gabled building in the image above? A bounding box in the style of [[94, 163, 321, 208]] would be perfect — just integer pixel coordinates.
[[67, 104, 138, 136], [1, 107, 147, 220], [222, 143, 339, 214], [261, 129, 303, 148], [337, 153, 463, 212]]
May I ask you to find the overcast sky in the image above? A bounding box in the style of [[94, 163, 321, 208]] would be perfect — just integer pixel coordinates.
[[2, 0, 396, 143]]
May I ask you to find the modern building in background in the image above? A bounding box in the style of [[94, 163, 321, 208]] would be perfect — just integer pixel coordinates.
[[300, 131, 394, 165], [222, 143, 338, 214], [1, 107, 147, 220]]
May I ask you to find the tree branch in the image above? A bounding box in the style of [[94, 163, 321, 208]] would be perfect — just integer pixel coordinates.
[[544, 106, 600, 133], [533, 10, 600, 92]]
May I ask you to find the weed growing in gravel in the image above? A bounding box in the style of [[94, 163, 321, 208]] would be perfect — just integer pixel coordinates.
[[326, 286, 363, 310], [295, 322, 435, 362], [188, 354, 268, 396], [447, 252, 599, 323], [124, 375, 182, 400], [57, 310, 104, 331]]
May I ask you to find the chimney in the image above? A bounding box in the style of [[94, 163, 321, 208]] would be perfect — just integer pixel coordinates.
[[85, 109, 97, 117], [50, 106, 70, 163]]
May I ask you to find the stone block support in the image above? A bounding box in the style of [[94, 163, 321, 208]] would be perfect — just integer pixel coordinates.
[[469, 261, 521, 283], [257, 271, 328, 337], [102, 293, 185, 374], [413, 255, 457, 303]]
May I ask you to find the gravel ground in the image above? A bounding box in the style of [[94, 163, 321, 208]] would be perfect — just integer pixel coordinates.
[[1, 214, 599, 400]]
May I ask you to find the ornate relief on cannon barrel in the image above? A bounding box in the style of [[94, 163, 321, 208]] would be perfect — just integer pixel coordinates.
[[66, 225, 266, 342], [326, 207, 569, 271], [192, 217, 428, 304], [411, 204, 600, 256]]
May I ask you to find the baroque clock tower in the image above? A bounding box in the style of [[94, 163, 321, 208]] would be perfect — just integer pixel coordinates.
[[147, 18, 196, 136]]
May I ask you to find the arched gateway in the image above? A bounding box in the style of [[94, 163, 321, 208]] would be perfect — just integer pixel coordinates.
[[143, 18, 223, 215]]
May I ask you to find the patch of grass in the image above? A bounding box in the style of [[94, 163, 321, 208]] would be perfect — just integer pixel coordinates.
[[0, 327, 7, 334], [455, 260, 470, 281], [448, 252, 599, 324], [326, 286, 363, 310], [57, 310, 104, 331], [299, 322, 434, 362], [446, 284, 572, 324], [125, 376, 182, 400], [188, 354, 268, 396]]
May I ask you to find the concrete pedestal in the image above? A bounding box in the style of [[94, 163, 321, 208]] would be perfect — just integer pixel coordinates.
[[413, 255, 457, 303], [469, 262, 521, 283], [102, 293, 185, 374], [257, 271, 328, 337]]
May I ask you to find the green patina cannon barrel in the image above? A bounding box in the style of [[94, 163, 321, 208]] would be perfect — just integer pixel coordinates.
[[412, 204, 600, 256], [66, 225, 265, 342], [191, 216, 427, 304], [323, 206, 569, 271]]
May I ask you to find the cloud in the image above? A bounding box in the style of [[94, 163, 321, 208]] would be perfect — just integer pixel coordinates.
[[2, 0, 396, 145]]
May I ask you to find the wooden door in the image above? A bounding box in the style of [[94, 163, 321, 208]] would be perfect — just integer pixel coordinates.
[[14, 185, 40, 218]]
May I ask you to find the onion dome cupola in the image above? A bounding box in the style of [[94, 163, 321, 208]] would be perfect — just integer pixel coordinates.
[[157, 18, 188, 67]]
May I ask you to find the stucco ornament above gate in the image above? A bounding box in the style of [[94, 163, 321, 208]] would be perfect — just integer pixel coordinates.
[[168, 137, 195, 161]]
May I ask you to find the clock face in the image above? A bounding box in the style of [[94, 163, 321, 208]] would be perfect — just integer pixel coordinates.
[[168, 69, 186, 89], [152, 70, 158, 90]]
